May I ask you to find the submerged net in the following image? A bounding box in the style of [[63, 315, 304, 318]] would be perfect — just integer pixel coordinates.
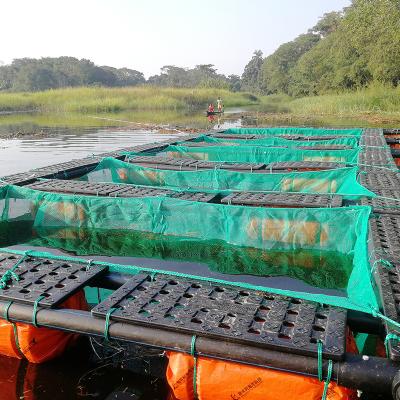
[[151, 144, 360, 164], [183, 135, 360, 148], [222, 127, 364, 137], [0, 184, 377, 313], [80, 157, 375, 199]]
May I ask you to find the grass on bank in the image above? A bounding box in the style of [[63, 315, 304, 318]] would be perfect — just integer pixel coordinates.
[[258, 84, 400, 116], [0, 86, 260, 113]]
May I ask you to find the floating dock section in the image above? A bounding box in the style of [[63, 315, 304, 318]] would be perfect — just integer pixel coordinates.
[[1, 128, 400, 398]]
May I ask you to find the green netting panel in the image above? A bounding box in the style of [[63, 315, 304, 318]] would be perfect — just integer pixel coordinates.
[[0, 184, 376, 312], [81, 158, 375, 199], [224, 127, 364, 137], [185, 135, 360, 148], [155, 145, 360, 164]]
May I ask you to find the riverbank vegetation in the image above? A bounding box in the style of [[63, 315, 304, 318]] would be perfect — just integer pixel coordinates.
[[242, 0, 400, 96], [0, 87, 259, 113]]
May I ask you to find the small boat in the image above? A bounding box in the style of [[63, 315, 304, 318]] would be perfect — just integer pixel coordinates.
[[206, 110, 224, 116]]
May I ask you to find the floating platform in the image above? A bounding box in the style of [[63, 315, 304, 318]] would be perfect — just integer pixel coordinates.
[[1, 126, 400, 397]]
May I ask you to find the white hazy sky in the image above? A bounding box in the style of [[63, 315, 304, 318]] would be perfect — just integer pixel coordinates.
[[0, 0, 351, 77]]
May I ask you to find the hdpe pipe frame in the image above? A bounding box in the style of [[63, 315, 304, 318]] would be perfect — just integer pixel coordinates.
[[0, 300, 398, 397]]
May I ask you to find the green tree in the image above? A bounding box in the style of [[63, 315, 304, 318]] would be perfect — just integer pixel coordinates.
[[241, 50, 264, 92]]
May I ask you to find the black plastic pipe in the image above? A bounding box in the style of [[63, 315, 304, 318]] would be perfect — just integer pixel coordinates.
[[0, 301, 398, 396]]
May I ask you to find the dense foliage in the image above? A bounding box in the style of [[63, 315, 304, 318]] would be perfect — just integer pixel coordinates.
[[0, 57, 145, 91], [256, 0, 400, 96]]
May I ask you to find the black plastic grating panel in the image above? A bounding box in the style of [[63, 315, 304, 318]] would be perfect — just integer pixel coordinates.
[[359, 172, 400, 191], [360, 135, 388, 147], [219, 162, 265, 170], [129, 156, 199, 167], [359, 150, 397, 168], [92, 273, 347, 360], [296, 145, 352, 150], [280, 135, 348, 141], [110, 186, 174, 198], [266, 161, 343, 171], [0, 252, 107, 308], [1, 172, 49, 186], [180, 142, 237, 148], [367, 251, 400, 360], [169, 192, 219, 202], [25, 179, 218, 203], [384, 129, 400, 135], [361, 190, 400, 215], [30, 158, 99, 175], [119, 142, 170, 154], [386, 138, 400, 145], [210, 133, 256, 140], [27, 180, 123, 196], [221, 192, 342, 208], [129, 155, 265, 171], [368, 215, 400, 256]]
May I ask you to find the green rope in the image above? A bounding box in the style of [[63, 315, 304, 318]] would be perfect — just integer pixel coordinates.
[[104, 307, 118, 341], [150, 272, 157, 282], [384, 333, 400, 358], [371, 258, 394, 275], [11, 322, 23, 357], [317, 340, 323, 381], [2, 301, 24, 357], [86, 259, 94, 272], [190, 335, 198, 400], [371, 307, 400, 331], [32, 295, 46, 328], [321, 360, 333, 400], [0, 253, 28, 289], [3, 301, 13, 321]]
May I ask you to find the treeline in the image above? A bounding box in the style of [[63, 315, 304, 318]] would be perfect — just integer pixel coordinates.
[[0, 58, 241, 93], [0, 57, 146, 91], [242, 0, 400, 96], [2, 0, 398, 96]]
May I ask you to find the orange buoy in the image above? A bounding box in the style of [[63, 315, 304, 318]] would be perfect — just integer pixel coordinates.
[[247, 218, 328, 246], [281, 178, 337, 193], [166, 353, 356, 400], [167, 330, 358, 400], [0, 290, 88, 363]]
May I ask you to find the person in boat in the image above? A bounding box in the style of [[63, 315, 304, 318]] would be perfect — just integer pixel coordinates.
[[208, 103, 215, 113], [217, 97, 223, 112]]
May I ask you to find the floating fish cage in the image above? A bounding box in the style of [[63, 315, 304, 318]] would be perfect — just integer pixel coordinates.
[[1, 127, 400, 398]]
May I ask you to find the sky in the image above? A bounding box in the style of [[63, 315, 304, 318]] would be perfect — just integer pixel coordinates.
[[0, 0, 351, 78]]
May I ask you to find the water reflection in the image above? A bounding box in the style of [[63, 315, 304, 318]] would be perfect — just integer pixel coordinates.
[[0, 339, 168, 400]]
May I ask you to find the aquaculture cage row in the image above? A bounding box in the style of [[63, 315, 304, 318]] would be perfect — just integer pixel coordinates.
[[1, 127, 400, 398]]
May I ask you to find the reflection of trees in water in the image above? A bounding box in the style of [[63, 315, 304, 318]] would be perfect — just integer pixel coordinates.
[[29, 228, 353, 290]]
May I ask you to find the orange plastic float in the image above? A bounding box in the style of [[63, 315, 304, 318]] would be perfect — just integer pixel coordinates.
[[0, 290, 88, 363], [167, 331, 358, 400]]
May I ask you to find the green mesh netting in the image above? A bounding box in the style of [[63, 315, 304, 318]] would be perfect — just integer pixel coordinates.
[[80, 157, 375, 200], [0, 184, 377, 313], [184, 135, 359, 148], [153, 145, 360, 164], [223, 127, 364, 137]]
